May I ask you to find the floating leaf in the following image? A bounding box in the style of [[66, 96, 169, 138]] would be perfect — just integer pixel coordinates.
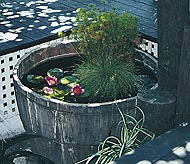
[[47, 68, 64, 78], [54, 86, 70, 96], [27, 74, 35, 83], [64, 76, 77, 82], [54, 88, 65, 96], [27, 75, 44, 84], [60, 76, 77, 84], [68, 82, 77, 88], [35, 75, 44, 81], [60, 78, 70, 84], [53, 95, 65, 101]]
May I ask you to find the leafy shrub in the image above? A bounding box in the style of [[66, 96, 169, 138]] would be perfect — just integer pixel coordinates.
[[72, 5, 140, 62]]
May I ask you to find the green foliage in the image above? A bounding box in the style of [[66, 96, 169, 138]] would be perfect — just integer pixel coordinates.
[[0, 134, 55, 164], [71, 6, 140, 62], [75, 56, 138, 102], [76, 106, 155, 164], [60, 76, 77, 84], [27, 75, 44, 84], [71, 4, 141, 102], [47, 68, 64, 78]]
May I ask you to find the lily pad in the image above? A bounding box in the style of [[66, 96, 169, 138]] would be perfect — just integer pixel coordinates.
[[47, 68, 64, 78], [27, 75, 44, 84], [53, 86, 70, 96], [60, 76, 77, 85], [64, 76, 77, 83], [60, 78, 70, 84]]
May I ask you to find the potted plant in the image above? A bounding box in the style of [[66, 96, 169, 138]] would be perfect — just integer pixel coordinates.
[[13, 3, 157, 164], [25, 5, 141, 103], [69, 5, 141, 103]]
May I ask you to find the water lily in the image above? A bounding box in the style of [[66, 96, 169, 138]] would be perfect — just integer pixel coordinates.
[[43, 87, 54, 95], [71, 84, 84, 96], [45, 76, 58, 86]]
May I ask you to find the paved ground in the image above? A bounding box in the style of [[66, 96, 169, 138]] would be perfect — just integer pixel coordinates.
[[0, 114, 25, 140]]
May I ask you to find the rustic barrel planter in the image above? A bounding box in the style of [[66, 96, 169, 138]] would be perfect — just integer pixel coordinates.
[[13, 42, 157, 164]]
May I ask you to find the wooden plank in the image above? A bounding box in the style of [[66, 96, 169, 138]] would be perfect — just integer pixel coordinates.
[[0, 24, 21, 55], [22, 0, 157, 39], [0, 0, 74, 54], [109, 124, 190, 164], [118, 0, 157, 10], [0, 24, 34, 54], [3, 0, 76, 36], [21, 0, 77, 34], [104, 0, 157, 39], [0, 40, 18, 56], [1, 19, 48, 42], [71, 0, 157, 39], [42, 0, 85, 10]]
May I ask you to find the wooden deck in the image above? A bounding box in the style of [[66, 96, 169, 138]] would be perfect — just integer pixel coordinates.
[[0, 0, 157, 56], [110, 123, 190, 164]]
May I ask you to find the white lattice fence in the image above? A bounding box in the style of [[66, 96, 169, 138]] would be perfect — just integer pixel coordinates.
[[0, 51, 25, 138], [139, 39, 158, 58], [0, 39, 63, 139], [0, 38, 158, 139], [0, 51, 20, 120]]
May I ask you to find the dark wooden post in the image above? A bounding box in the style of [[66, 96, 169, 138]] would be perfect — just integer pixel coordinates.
[[176, 26, 190, 123], [137, 0, 190, 134], [157, 0, 190, 124], [158, 0, 189, 96]]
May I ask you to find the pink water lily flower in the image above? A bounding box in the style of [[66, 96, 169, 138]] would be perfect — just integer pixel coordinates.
[[71, 84, 84, 96], [45, 76, 58, 86], [43, 87, 54, 95]]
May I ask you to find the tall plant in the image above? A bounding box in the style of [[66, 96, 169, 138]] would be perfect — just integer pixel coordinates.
[[75, 56, 138, 102], [72, 5, 140, 62], [71, 4, 141, 102]]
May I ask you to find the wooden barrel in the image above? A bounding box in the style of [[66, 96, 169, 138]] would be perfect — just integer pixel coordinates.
[[13, 42, 157, 163]]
